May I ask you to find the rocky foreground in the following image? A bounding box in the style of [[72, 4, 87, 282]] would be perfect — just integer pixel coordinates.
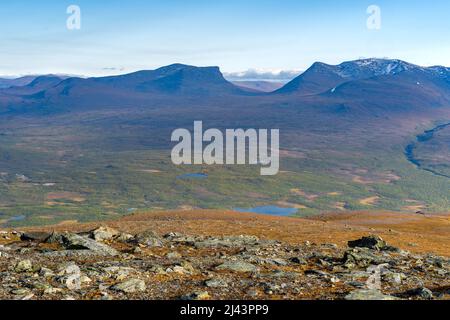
[[0, 227, 449, 300]]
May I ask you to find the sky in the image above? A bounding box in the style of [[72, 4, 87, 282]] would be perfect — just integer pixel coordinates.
[[0, 0, 449, 78]]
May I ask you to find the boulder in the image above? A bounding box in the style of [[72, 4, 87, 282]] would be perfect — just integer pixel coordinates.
[[343, 248, 388, 268], [410, 287, 433, 300], [111, 279, 146, 293], [90, 226, 120, 242], [20, 232, 52, 242], [14, 259, 34, 273], [132, 230, 164, 247], [348, 235, 387, 251]]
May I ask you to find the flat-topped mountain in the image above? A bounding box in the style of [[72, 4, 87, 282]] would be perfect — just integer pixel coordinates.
[[0, 64, 253, 111]]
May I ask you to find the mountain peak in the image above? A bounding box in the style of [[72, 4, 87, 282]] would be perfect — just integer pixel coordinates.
[[275, 58, 433, 95]]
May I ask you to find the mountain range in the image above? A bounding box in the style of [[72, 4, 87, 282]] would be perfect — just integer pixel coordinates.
[[0, 58, 449, 115]]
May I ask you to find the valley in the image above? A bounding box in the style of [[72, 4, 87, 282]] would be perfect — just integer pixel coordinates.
[[0, 59, 449, 227]]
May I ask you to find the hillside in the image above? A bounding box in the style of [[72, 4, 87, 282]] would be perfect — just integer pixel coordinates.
[[0, 210, 448, 300]]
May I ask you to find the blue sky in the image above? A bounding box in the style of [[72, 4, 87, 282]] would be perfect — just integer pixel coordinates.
[[0, 0, 449, 77]]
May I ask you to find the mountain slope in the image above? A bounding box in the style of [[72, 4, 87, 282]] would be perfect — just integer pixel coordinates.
[[0, 76, 37, 89], [275, 59, 449, 97], [0, 64, 252, 111], [322, 66, 450, 112]]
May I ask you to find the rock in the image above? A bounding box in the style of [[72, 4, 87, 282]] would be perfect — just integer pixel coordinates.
[[39, 267, 55, 277], [132, 230, 164, 247], [14, 259, 33, 273], [383, 272, 405, 285], [216, 261, 259, 273], [205, 278, 229, 288], [116, 233, 134, 242], [345, 289, 397, 300], [32, 282, 53, 291], [44, 232, 64, 244], [90, 226, 120, 241], [348, 235, 388, 251], [330, 276, 340, 284], [21, 294, 35, 301], [305, 269, 330, 278], [61, 233, 119, 256], [164, 232, 183, 239], [103, 266, 135, 280], [149, 265, 167, 275], [80, 275, 92, 284], [290, 257, 308, 265], [0, 246, 10, 258], [194, 235, 260, 249], [43, 287, 64, 295], [169, 235, 197, 245], [0, 244, 10, 251], [172, 261, 195, 275], [58, 263, 82, 290], [111, 279, 146, 293], [44, 250, 112, 258], [11, 288, 31, 296], [266, 270, 299, 279], [181, 291, 210, 300], [172, 266, 188, 274], [343, 248, 388, 268], [20, 232, 52, 242], [411, 287, 433, 300], [265, 258, 288, 266], [167, 252, 182, 259], [133, 247, 142, 254]]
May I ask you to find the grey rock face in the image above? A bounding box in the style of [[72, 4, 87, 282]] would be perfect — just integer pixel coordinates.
[[61, 233, 119, 256]]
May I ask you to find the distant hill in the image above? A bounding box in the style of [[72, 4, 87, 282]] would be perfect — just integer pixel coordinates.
[[0, 76, 37, 89], [232, 81, 286, 92]]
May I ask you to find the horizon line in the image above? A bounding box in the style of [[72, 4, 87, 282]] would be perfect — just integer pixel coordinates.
[[1, 57, 448, 80]]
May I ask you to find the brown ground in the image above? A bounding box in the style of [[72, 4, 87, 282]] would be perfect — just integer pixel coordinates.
[[19, 210, 450, 257]]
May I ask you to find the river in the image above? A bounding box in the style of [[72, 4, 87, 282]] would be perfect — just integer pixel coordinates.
[[405, 122, 450, 179]]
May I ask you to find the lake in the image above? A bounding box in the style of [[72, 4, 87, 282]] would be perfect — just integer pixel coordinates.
[[234, 206, 298, 217], [177, 173, 208, 179]]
